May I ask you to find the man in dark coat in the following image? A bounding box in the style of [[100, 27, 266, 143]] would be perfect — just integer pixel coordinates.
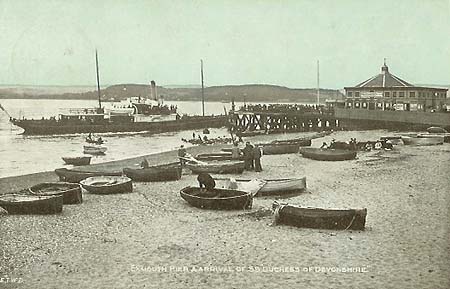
[[242, 142, 254, 170], [197, 173, 216, 190]]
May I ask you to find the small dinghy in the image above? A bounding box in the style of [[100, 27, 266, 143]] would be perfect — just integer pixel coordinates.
[[273, 202, 367, 230], [195, 152, 236, 161], [401, 136, 444, 146], [62, 156, 91, 166], [29, 182, 82, 204], [83, 145, 107, 155], [417, 133, 450, 143], [427, 126, 448, 134], [299, 148, 357, 161], [216, 177, 307, 196], [185, 160, 245, 174], [54, 168, 123, 183], [123, 162, 182, 182], [180, 186, 253, 210], [257, 143, 302, 155], [0, 194, 63, 214], [270, 138, 312, 146], [80, 176, 133, 194]]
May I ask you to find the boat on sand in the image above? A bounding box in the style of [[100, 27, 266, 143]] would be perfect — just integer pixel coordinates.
[[80, 176, 133, 194], [62, 156, 91, 166], [273, 202, 367, 230], [180, 186, 253, 210], [0, 194, 63, 214], [401, 136, 444, 146], [83, 145, 107, 155], [123, 162, 182, 182], [299, 148, 357, 161], [185, 160, 245, 174], [29, 182, 82, 204], [54, 168, 122, 183], [216, 177, 307, 196]]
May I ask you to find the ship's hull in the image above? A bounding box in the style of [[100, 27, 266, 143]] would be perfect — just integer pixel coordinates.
[[11, 116, 228, 135]]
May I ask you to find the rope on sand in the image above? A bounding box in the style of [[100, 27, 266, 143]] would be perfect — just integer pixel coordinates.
[[344, 214, 357, 230]]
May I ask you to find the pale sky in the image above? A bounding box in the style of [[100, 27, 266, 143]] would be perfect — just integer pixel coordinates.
[[0, 0, 449, 88]]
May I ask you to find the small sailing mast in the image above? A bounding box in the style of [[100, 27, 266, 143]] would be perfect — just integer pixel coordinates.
[[201, 59, 205, 116], [95, 50, 102, 110], [316, 60, 320, 106]]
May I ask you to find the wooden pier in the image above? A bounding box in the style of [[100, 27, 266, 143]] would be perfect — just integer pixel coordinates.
[[228, 110, 339, 132]]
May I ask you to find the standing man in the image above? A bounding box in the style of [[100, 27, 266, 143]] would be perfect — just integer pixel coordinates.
[[253, 145, 263, 172], [242, 142, 254, 170], [178, 145, 187, 166]]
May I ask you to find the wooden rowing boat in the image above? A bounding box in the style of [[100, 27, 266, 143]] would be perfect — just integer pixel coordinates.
[[185, 160, 245, 174], [180, 186, 253, 210], [62, 156, 91, 166], [257, 143, 301, 155], [216, 177, 307, 196], [417, 133, 450, 143], [54, 168, 123, 183], [29, 182, 82, 204], [270, 139, 312, 146], [195, 152, 237, 161], [299, 148, 357, 161], [123, 162, 182, 182], [80, 176, 133, 194], [401, 136, 444, 146], [273, 202, 367, 230], [83, 145, 107, 155], [0, 194, 63, 214], [427, 126, 448, 134]]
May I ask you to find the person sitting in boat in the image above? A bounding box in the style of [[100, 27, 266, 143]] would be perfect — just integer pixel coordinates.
[[320, 142, 329, 149], [96, 137, 103, 145], [203, 135, 209, 142], [140, 158, 149, 169], [197, 173, 216, 190], [329, 139, 336, 149], [383, 139, 393, 150]]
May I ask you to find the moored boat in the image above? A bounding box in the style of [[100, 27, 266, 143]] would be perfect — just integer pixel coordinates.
[[185, 160, 245, 174], [401, 136, 444, 146], [54, 168, 123, 183], [299, 148, 357, 161], [427, 126, 448, 134], [273, 202, 367, 230], [195, 152, 240, 161], [380, 136, 403, 145], [29, 182, 82, 204], [62, 156, 91, 166], [236, 130, 267, 137], [417, 133, 450, 143], [123, 162, 182, 182], [83, 145, 107, 155], [80, 176, 133, 194], [216, 177, 307, 196], [180, 186, 253, 210], [0, 194, 63, 214], [258, 143, 301, 155], [270, 139, 312, 146]]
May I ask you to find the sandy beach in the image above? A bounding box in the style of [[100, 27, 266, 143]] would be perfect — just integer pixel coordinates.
[[0, 129, 449, 289]]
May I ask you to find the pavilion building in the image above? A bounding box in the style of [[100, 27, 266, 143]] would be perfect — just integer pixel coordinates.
[[343, 61, 448, 112]]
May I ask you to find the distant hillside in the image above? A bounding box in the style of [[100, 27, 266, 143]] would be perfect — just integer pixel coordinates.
[[0, 83, 344, 103]]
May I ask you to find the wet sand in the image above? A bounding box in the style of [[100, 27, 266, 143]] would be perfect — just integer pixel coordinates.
[[0, 130, 449, 289]]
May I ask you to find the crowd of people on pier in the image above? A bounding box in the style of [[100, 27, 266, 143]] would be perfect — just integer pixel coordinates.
[[239, 104, 331, 114]]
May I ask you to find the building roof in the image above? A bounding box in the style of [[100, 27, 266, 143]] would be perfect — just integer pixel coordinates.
[[354, 62, 413, 88]]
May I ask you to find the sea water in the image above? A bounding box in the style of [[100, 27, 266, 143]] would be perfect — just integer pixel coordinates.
[[0, 99, 236, 178]]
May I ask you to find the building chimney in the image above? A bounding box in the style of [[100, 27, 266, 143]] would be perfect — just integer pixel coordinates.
[[150, 80, 157, 101]]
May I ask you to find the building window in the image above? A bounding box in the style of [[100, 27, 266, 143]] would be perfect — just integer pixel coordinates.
[[347, 102, 352, 108], [419, 92, 422, 98], [384, 92, 390, 97], [347, 91, 353, 97], [362, 102, 367, 108], [355, 91, 360, 98], [377, 103, 383, 108], [409, 92, 416, 98], [355, 102, 360, 108], [393, 92, 397, 98], [399, 92, 405, 97]]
